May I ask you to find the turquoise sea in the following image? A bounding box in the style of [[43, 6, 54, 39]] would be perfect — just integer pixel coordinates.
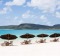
[[0, 29, 60, 41]]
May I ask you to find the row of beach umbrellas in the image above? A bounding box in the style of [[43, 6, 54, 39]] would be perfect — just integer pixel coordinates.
[[0, 33, 60, 41]]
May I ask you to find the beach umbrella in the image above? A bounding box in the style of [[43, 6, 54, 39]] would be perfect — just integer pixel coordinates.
[[49, 33, 60, 38], [37, 34, 48, 38], [20, 33, 35, 39], [57, 33, 60, 36], [0, 34, 18, 41], [49, 33, 60, 42], [37, 34, 48, 43]]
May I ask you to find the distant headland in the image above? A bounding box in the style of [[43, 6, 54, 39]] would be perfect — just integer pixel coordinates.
[[0, 23, 60, 30]]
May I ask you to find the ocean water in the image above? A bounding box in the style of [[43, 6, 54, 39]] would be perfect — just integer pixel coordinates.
[[0, 29, 60, 41]]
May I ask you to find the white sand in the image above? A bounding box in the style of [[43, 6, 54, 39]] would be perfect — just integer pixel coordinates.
[[0, 38, 59, 46], [0, 39, 60, 56]]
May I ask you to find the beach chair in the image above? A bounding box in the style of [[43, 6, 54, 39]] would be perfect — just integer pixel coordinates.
[[21, 40, 31, 45], [36, 39, 46, 43], [25, 40, 31, 44], [5, 42, 10, 46], [50, 38, 59, 42], [1, 41, 7, 46], [9, 41, 13, 46]]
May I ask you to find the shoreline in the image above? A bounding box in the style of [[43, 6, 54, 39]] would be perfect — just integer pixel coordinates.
[[0, 29, 60, 30]]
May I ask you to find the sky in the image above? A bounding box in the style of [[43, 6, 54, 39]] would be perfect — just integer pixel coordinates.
[[0, 0, 60, 26]]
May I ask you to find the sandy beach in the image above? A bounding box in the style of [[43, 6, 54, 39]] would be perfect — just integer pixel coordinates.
[[0, 38, 56, 46], [0, 38, 60, 56], [0, 41, 60, 56]]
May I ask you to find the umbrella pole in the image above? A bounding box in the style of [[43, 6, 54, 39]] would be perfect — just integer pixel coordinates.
[[42, 35, 43, 40], [27, 38, 29, 41], [8, 35, 10, 42], [8, 39, 9, 42], [27, 36, 29, 41]]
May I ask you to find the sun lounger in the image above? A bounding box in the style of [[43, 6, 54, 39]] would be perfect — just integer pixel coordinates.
[[1, 41, 13, 46], [36, 39, 46, 43], [9, 41, 13, 46], [50, 38, 59, 42], [21, 40, 31, 45]]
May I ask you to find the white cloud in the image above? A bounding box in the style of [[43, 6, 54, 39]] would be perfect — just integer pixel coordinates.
[[22, 11, 52, 26], [18, 20, 23, 24], [14, 16, 19, 20], [5, 16, 23, 25], [22, 10, 35, 19], [13, 16, 24, 24], [27, 0, 60, 13], [40, 15, 51, 26], [22, 10, 31, 19], [5, 0, 26, 6], [14, 16, 24, 24], [40, 15, 48, 22], [56, 1, 60, 10], [55, 12, 60, 18], [0, 7, 12, 14]]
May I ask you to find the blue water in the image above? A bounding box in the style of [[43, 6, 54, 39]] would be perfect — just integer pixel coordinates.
[[0, 29, 60, 41], [0, 29, 60, 36]]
